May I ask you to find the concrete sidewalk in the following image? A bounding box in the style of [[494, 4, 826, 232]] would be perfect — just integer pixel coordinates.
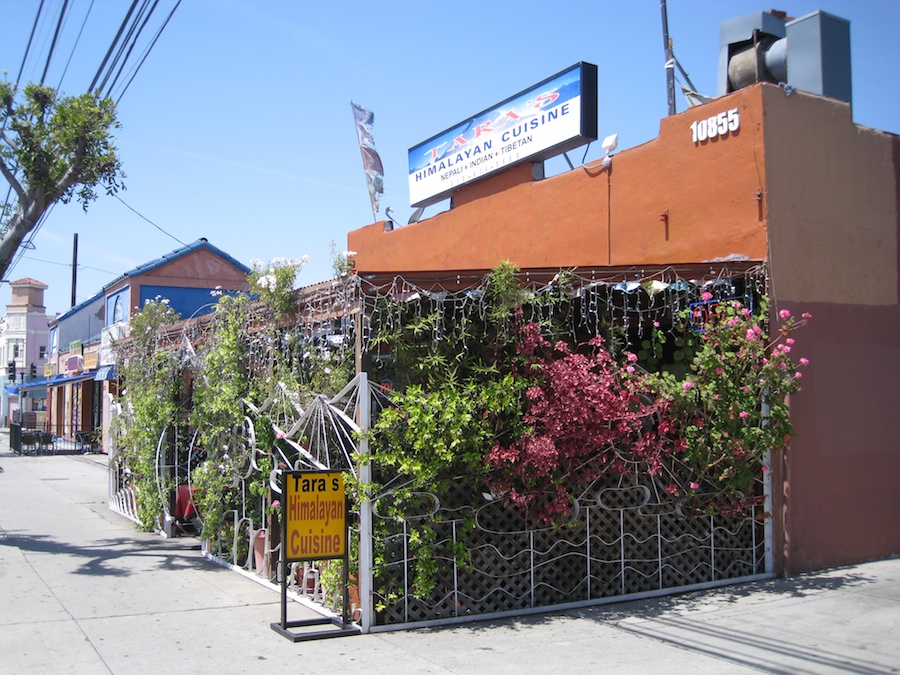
[[1, 438, 898, 674]]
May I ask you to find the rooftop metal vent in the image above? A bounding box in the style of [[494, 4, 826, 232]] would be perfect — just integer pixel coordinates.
[[717, 9, 851, 105]]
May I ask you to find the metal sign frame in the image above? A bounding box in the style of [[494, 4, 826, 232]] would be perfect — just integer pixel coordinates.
[[270, 470, 360, 642]]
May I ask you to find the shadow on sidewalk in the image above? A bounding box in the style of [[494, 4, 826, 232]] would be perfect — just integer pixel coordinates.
[[0, 532, 214, 578], [426, 567, 891, 674]]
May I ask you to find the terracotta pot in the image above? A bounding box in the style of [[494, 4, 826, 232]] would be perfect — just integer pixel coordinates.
[[252, 530, 267, 573]]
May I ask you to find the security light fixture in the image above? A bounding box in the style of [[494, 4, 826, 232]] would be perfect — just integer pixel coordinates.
[[601, 133, 619, 167]]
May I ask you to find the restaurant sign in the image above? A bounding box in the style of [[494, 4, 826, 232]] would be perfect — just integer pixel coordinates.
[[408, 62, 598, 208], [283, 471, 346, 561]]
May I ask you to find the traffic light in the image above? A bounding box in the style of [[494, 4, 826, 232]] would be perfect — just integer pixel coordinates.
[[30, 363, 36, 377], [6, 361, 15, 379]]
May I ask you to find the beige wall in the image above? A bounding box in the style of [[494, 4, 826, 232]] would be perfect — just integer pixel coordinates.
[[763, 85, 898, 306], [762, 84, 900, 573]]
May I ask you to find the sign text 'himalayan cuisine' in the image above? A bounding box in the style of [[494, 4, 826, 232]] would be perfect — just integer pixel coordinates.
[[408, 62, 598, 208]]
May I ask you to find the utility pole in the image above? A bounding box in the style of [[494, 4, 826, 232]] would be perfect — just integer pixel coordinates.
[[71, 233, 78, 308], [661, 0, 676, 116]]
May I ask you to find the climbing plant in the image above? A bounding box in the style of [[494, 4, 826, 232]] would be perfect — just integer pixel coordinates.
[[369, 265, 810, 526], [189, 292, 255, 540], [114, 298, 183, 530]]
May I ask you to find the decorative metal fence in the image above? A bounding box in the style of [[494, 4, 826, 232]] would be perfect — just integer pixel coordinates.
[[368, 477, 767, 628], [10, 421, 101, 455]]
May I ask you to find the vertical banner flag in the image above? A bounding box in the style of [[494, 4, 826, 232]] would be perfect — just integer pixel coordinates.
[[351, 101, 385, 216]]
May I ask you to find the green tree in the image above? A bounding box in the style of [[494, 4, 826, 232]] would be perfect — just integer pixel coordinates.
[[0, 80, 123, 279]]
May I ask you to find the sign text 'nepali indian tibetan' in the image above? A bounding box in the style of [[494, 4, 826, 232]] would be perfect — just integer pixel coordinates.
[[407, 62, 598, 208], [284, 471, 346, 561]]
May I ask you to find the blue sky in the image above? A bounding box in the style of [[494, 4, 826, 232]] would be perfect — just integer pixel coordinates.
[[1, 0, 898, 317]]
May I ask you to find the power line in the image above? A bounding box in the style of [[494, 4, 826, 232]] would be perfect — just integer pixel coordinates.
[[56, 0, 96, 91], [17, 254, 117, 277], [104, 0, 158, 96], [114, 0, 182, 103], [39, 0, 70, 85], [114, 194, 186, 246], [89, 0, 139, 93]]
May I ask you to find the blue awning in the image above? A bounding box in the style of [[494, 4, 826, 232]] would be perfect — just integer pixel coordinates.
[[95, 365, 117, 381], [6, 372, 98, 394]]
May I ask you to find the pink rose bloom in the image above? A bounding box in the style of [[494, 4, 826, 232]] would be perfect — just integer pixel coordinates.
[[799, 357, 810, 366], [701, 291, 713, 301], [779, 309, 791, 320], [739, 411, 749, 419], [689, 482, 700, 490], [682, 381, 694, 391]]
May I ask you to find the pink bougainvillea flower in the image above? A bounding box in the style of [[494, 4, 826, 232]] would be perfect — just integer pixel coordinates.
[[689, 481, 700, 490], [802, 312, 813, 319], [739, 411, 749, 419], [653, 321, 660, 328], [779, 309, 791, 320], [762, 465, 770, 472], [626, 352, 638, 362], [746, 329, 756, 340], [271, 500, 281, 509], [799, 357, 810, 366], [794, 371, 803, 379], [276, 432, 285, 440], [701, 291, 713, 301], [682, 381, 694, 391]]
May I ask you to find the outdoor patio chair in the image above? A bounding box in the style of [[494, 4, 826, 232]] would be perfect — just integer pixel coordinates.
[[39, 431, 54, 454], [21, 431, 37, 454]]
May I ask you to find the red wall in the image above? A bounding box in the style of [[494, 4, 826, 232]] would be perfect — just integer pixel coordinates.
[[351, 88, 770, 274]]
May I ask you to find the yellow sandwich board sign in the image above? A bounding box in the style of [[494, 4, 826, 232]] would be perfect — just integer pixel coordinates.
[[272, 470, 359, 641], [284, 471, 346, 561]]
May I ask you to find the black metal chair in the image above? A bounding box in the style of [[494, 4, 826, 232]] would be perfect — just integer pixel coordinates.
[[39, 431, 54, 454], [21, 431, 37, 455]]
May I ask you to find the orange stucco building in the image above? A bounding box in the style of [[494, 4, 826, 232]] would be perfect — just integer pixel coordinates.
[[349, 82, 900, 575]]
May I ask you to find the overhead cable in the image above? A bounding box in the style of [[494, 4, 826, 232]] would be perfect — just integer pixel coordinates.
[[40, 0, 70, 85], [56, 0, 97, 91], [115, 0, 182, 103], [89, 0, 140, 93]]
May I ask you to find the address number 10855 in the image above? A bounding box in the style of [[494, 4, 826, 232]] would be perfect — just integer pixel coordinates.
[[690, 108, 740, 143]]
